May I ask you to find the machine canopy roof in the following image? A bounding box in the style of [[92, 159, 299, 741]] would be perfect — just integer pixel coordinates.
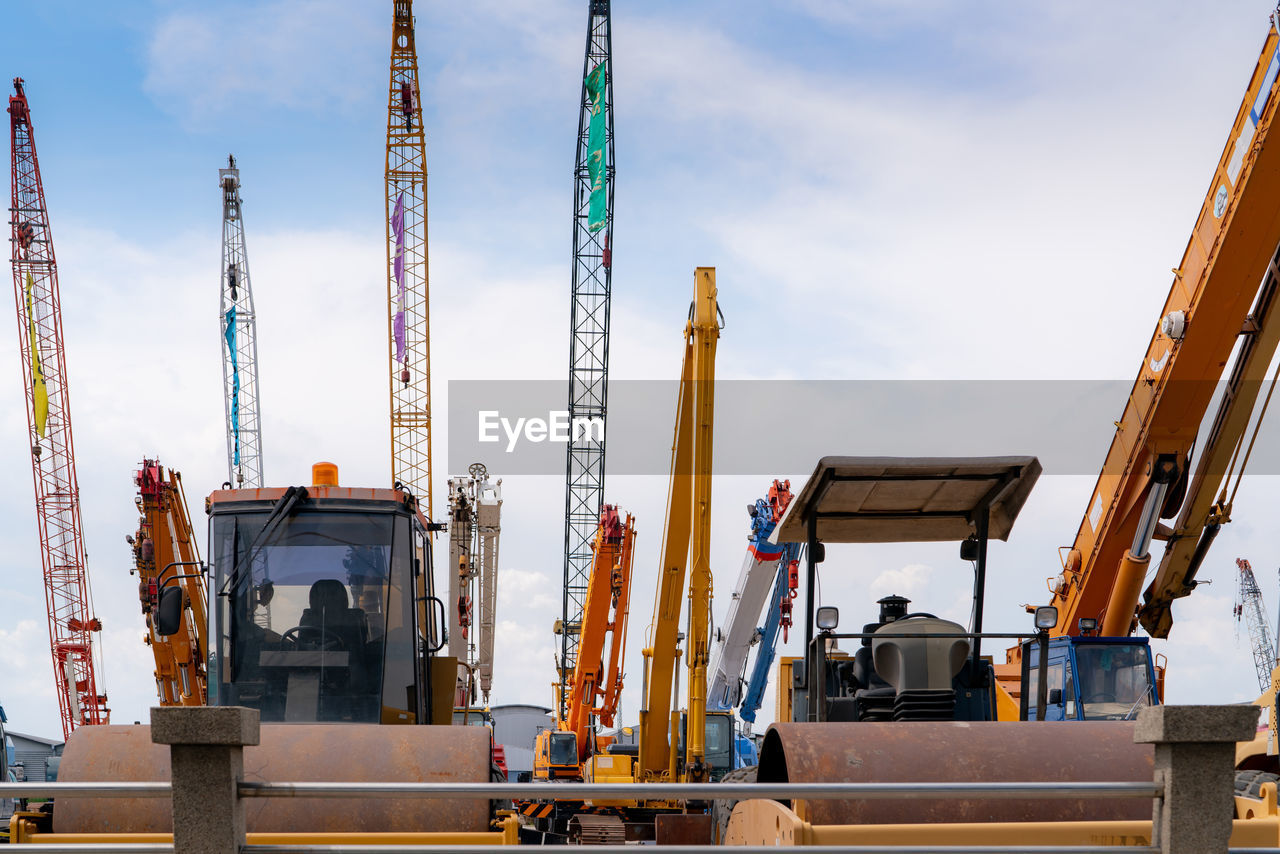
[[773, 456, 1041, 545]]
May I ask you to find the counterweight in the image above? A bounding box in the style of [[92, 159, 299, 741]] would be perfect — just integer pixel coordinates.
[[8, 78, 108, 737], [386, 0, 432, 515], [560, 0, 616, 721], [219, 155, 264, 488]]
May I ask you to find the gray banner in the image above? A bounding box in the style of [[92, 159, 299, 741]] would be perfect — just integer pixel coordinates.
[[447, 379, 1280, 476]]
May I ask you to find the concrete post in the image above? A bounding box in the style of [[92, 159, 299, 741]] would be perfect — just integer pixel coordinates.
[[151, 705, 261, 854], [1134, 704, 1257, 854]]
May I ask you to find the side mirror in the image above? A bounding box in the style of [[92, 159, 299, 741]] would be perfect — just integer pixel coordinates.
[[816, 606, 839, 631], [1048, 688, 1063, 705], [155, 586, 183, 637], [811, 542, 826, 563]]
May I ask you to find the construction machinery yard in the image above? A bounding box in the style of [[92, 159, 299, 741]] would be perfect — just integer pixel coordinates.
[[10, 2, 1280, 852]]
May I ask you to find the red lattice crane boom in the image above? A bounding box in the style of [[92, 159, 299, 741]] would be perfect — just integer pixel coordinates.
[[8, 78, 108, 737]]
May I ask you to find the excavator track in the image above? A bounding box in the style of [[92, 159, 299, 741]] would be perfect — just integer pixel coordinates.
[[569, 813, 626, 845]]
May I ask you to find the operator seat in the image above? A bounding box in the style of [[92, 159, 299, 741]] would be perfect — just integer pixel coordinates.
[[300, 579, 370, 651], [298, 580, 372, 718], [849, 627, 896, 721], [872, 616, 970, 721]]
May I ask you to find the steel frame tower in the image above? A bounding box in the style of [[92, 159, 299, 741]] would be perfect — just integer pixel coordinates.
[[8, 78, 108, 737], [559, 0, 616, 720], [219, 155, 264, 488], [386, 0, 432, 515], [1236, 558, 1275, 693]]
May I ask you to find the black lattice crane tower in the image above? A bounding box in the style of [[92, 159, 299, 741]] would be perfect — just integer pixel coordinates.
[[8, 78, 109, 737], [386, 0, 432, 516], [1235, 557, 1275, 693], [559, 0, 616, 721]]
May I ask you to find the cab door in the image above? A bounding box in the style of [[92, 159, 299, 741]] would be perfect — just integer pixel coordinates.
[[1024, 648, 1070, 721]]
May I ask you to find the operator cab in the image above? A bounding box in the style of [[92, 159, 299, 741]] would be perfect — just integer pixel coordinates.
[[1022, 635, 1158, 721], [532, 730, 580, 781], [674, 710, 737, 781], [203, 467, 448, 724], [774, 456, 1042, 724]]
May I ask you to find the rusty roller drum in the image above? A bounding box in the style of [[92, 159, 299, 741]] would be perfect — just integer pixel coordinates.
[[758, 722, 1153, 825], [54, 724, 491, 834]]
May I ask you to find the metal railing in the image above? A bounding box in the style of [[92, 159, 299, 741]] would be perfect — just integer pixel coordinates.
[[0, 777, 1169, 853], [0, 703, 1266, 853]]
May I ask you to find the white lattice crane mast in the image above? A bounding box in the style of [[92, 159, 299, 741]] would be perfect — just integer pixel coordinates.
[[1235, 557, 1275, 693], [219, 155, 264, 488], [8, 78, 109, 738], [447, 464, 502, 707]]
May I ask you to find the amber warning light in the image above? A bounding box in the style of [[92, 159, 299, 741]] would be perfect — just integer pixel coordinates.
[[312, 462, 339, 487]]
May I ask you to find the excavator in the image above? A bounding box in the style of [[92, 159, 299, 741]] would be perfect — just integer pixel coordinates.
[[723, 9, 1280, 847], [10, 464, 515, 845], [634, 267, 731, 791], [990, 10, 1280, 735]]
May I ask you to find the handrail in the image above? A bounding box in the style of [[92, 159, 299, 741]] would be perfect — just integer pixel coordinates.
[[0, 782, 171, 798], [0, 846, 1165, 854], [0, 779, 1161, 801], [237, 780, 1161, 800], [3, 846, 172, 853], [241, 847, 1159, 854]]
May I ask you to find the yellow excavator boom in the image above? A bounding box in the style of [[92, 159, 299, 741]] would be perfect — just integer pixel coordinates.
[[638, 267, 719, 783]]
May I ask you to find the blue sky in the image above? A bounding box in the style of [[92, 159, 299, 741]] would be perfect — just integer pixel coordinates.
[[2, 1, 1279, 739]]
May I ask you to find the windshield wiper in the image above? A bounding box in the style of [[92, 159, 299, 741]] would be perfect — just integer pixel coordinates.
[[1122, 684, 1155, 721], [218, 486, 309, 597]]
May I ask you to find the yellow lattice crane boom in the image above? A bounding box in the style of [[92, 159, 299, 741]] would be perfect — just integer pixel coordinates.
[[386, 0, 432, 516]]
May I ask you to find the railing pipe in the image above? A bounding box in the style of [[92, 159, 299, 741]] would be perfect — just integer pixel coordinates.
[[236, 780, 1161, 800], [0, 782, 170, 798]]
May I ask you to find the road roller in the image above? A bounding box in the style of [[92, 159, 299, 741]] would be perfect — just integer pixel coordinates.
[[721, 456, 1170, 845], [9, 465, 508, 845]]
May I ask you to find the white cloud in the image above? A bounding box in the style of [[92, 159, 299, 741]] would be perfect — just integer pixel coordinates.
[[869, 562, 933, 602], [496, 568, 557, 611], [143, 1, 382, 125]]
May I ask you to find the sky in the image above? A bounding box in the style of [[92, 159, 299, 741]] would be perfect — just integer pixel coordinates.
[[3, 0, 1280, 740]]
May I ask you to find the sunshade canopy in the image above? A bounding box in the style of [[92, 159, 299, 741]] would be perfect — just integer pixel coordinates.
[[773, 456, 1041, 545]]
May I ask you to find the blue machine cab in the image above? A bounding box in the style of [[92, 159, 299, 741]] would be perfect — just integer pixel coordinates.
[[1021, 635, 1159, 721]]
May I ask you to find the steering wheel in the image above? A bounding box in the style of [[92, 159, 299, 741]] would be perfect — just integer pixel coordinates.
[[1084, 691, 1117, 704], [282, 625, 346, 651]]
